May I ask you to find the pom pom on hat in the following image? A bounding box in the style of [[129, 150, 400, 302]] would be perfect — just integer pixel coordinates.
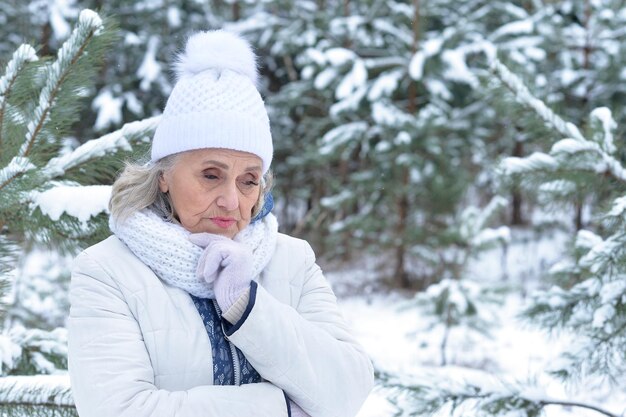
[[151, 29, 273, 173], [174, 30, 259, 87]]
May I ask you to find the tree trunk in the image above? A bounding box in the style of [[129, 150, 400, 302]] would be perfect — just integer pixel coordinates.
[[40, 21, 52, 57], [392, 0, 421, 289], [511, 140, 524, 225], [575, 199, 584, 230], [232, 1, 241, 21], [393, 168, 411, 288]]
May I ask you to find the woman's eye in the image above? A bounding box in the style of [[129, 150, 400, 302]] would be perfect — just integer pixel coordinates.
[[204, 174, 219, 180], [239, 177, 259, 188]]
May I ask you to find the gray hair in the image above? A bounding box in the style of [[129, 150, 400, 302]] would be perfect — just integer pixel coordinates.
[[109, 154, 273, 226]]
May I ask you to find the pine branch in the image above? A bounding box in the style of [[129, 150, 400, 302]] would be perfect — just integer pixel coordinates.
[[0, 375, 74, 408], [490, 57, 626, 184], [380, 370, 621, 417], [43, 115, 160, 179], [0, 44, 38, 152], [0, 157, 35, 193], [17, 10, 103, 159]]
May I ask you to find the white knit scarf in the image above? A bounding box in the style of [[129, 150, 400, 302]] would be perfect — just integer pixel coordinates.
[[109, 208, 278, 298]]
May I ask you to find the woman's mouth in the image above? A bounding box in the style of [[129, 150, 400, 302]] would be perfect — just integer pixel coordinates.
[[210, 217, 237, 229]]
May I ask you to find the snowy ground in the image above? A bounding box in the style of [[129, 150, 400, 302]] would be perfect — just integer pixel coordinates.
[[328, 228, 626, 417]]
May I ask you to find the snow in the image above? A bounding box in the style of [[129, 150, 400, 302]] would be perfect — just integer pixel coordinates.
[[591, 304, 615, 329], [490, 19, 534, 41], [579, 238, 620, 273], [48, 0, 76, 41], [93, 88, 123, 131], [325, 48, 355, 66], [425, 79, 452, 101], [0, 44, 38, 99], [501, 152, 557, 175], [0, 157, 35, 185], [368, 70, 402, 101], [408, 51, 425, 80], [372, 102, 414, 127], [590, 107, 616, 154], [0, 374, 73, 406], [319, 122, 368, 155], [304, 48, 326, 66], [0, 334, 22, 372], [550, 138, 595, 155], [78, 9, 102, 32], [538, 180, 577, 196], [442, 49, 478, 88], [373, 19, 413, 46], [423, 38, 444, 57], [314, 67, 338, 90], [607, 196, 626, 217], [599, 280, 626, 304], [471, 226, 511, 247], [137, 36, 161, 91], [336, 59, 367, 99], [490, 58, 587, 143], [330, 85, 367, 117], [167, 5, 182, 28], [575, 230, 603, 251], [558, 68, 579, 87], [44, 116, 159, 177], [124, 92, 143, 116], [330, 229, 625, 417], [30, 184, 111, 223], [320, 190, 353, 208]]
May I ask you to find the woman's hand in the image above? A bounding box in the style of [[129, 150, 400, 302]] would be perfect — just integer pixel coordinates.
[[189, 233, 253, 313]]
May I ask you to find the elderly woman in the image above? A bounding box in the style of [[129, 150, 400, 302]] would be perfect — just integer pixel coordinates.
[[67, 30, 373, 417]]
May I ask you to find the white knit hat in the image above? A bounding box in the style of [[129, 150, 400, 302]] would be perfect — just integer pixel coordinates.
[[151, 30, 273, 173]]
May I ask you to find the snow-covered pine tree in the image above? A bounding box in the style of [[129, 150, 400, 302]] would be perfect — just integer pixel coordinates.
[[234, 0, 482, 288], [226, 0, 346, 253], [234, 0, 570, 289], [467, 0, 626, 229], [0, 0, 235, 141], [494, 56, 626, 385], [379, 57, 625, 417], [402, 196, 509, 366], [0, 9, 156, 415]]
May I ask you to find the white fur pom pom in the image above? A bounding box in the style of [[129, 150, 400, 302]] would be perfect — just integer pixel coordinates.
[[174, 30, 258, 86]]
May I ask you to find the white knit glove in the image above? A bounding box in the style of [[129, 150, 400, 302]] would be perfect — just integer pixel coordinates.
[[188, 233, 253, 314]]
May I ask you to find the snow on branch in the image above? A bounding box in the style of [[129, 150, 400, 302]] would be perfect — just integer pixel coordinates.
[[43, 116, 160, 178], [17, 9, 104, 158], [379, 368, 620, 417], [0, 374, 74, 407], [590, 107, 617, 154], [30, 184, 111, 224], [501, 152, 557, 176], [0, 44, 38, 126], [0, 44, 38, 100], [490, 58, 584, 141], [0, 157, 35, 192], [491, 58, 626, 183]]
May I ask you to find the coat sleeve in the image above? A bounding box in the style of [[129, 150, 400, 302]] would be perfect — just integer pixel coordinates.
[[67, 251, 289, 417], [224, 240, 374, 417]]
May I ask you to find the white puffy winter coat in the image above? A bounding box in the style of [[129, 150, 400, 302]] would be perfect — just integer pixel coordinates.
[[68, 233, 374, 417]]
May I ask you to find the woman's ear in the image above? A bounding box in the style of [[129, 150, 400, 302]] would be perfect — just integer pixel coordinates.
[[158, 172, 169, 193]]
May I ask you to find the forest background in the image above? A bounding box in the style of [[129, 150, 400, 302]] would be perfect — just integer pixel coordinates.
[[0, 0, 625, 416]]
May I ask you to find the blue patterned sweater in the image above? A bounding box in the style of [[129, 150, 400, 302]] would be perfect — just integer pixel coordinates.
[[190, 295, 262, 386]]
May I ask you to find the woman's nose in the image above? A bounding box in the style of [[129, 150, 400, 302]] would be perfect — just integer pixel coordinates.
[[216, 181, 239, 211]]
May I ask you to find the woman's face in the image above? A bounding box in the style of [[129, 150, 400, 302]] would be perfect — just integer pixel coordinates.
[[159, 148, 262, 238]]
